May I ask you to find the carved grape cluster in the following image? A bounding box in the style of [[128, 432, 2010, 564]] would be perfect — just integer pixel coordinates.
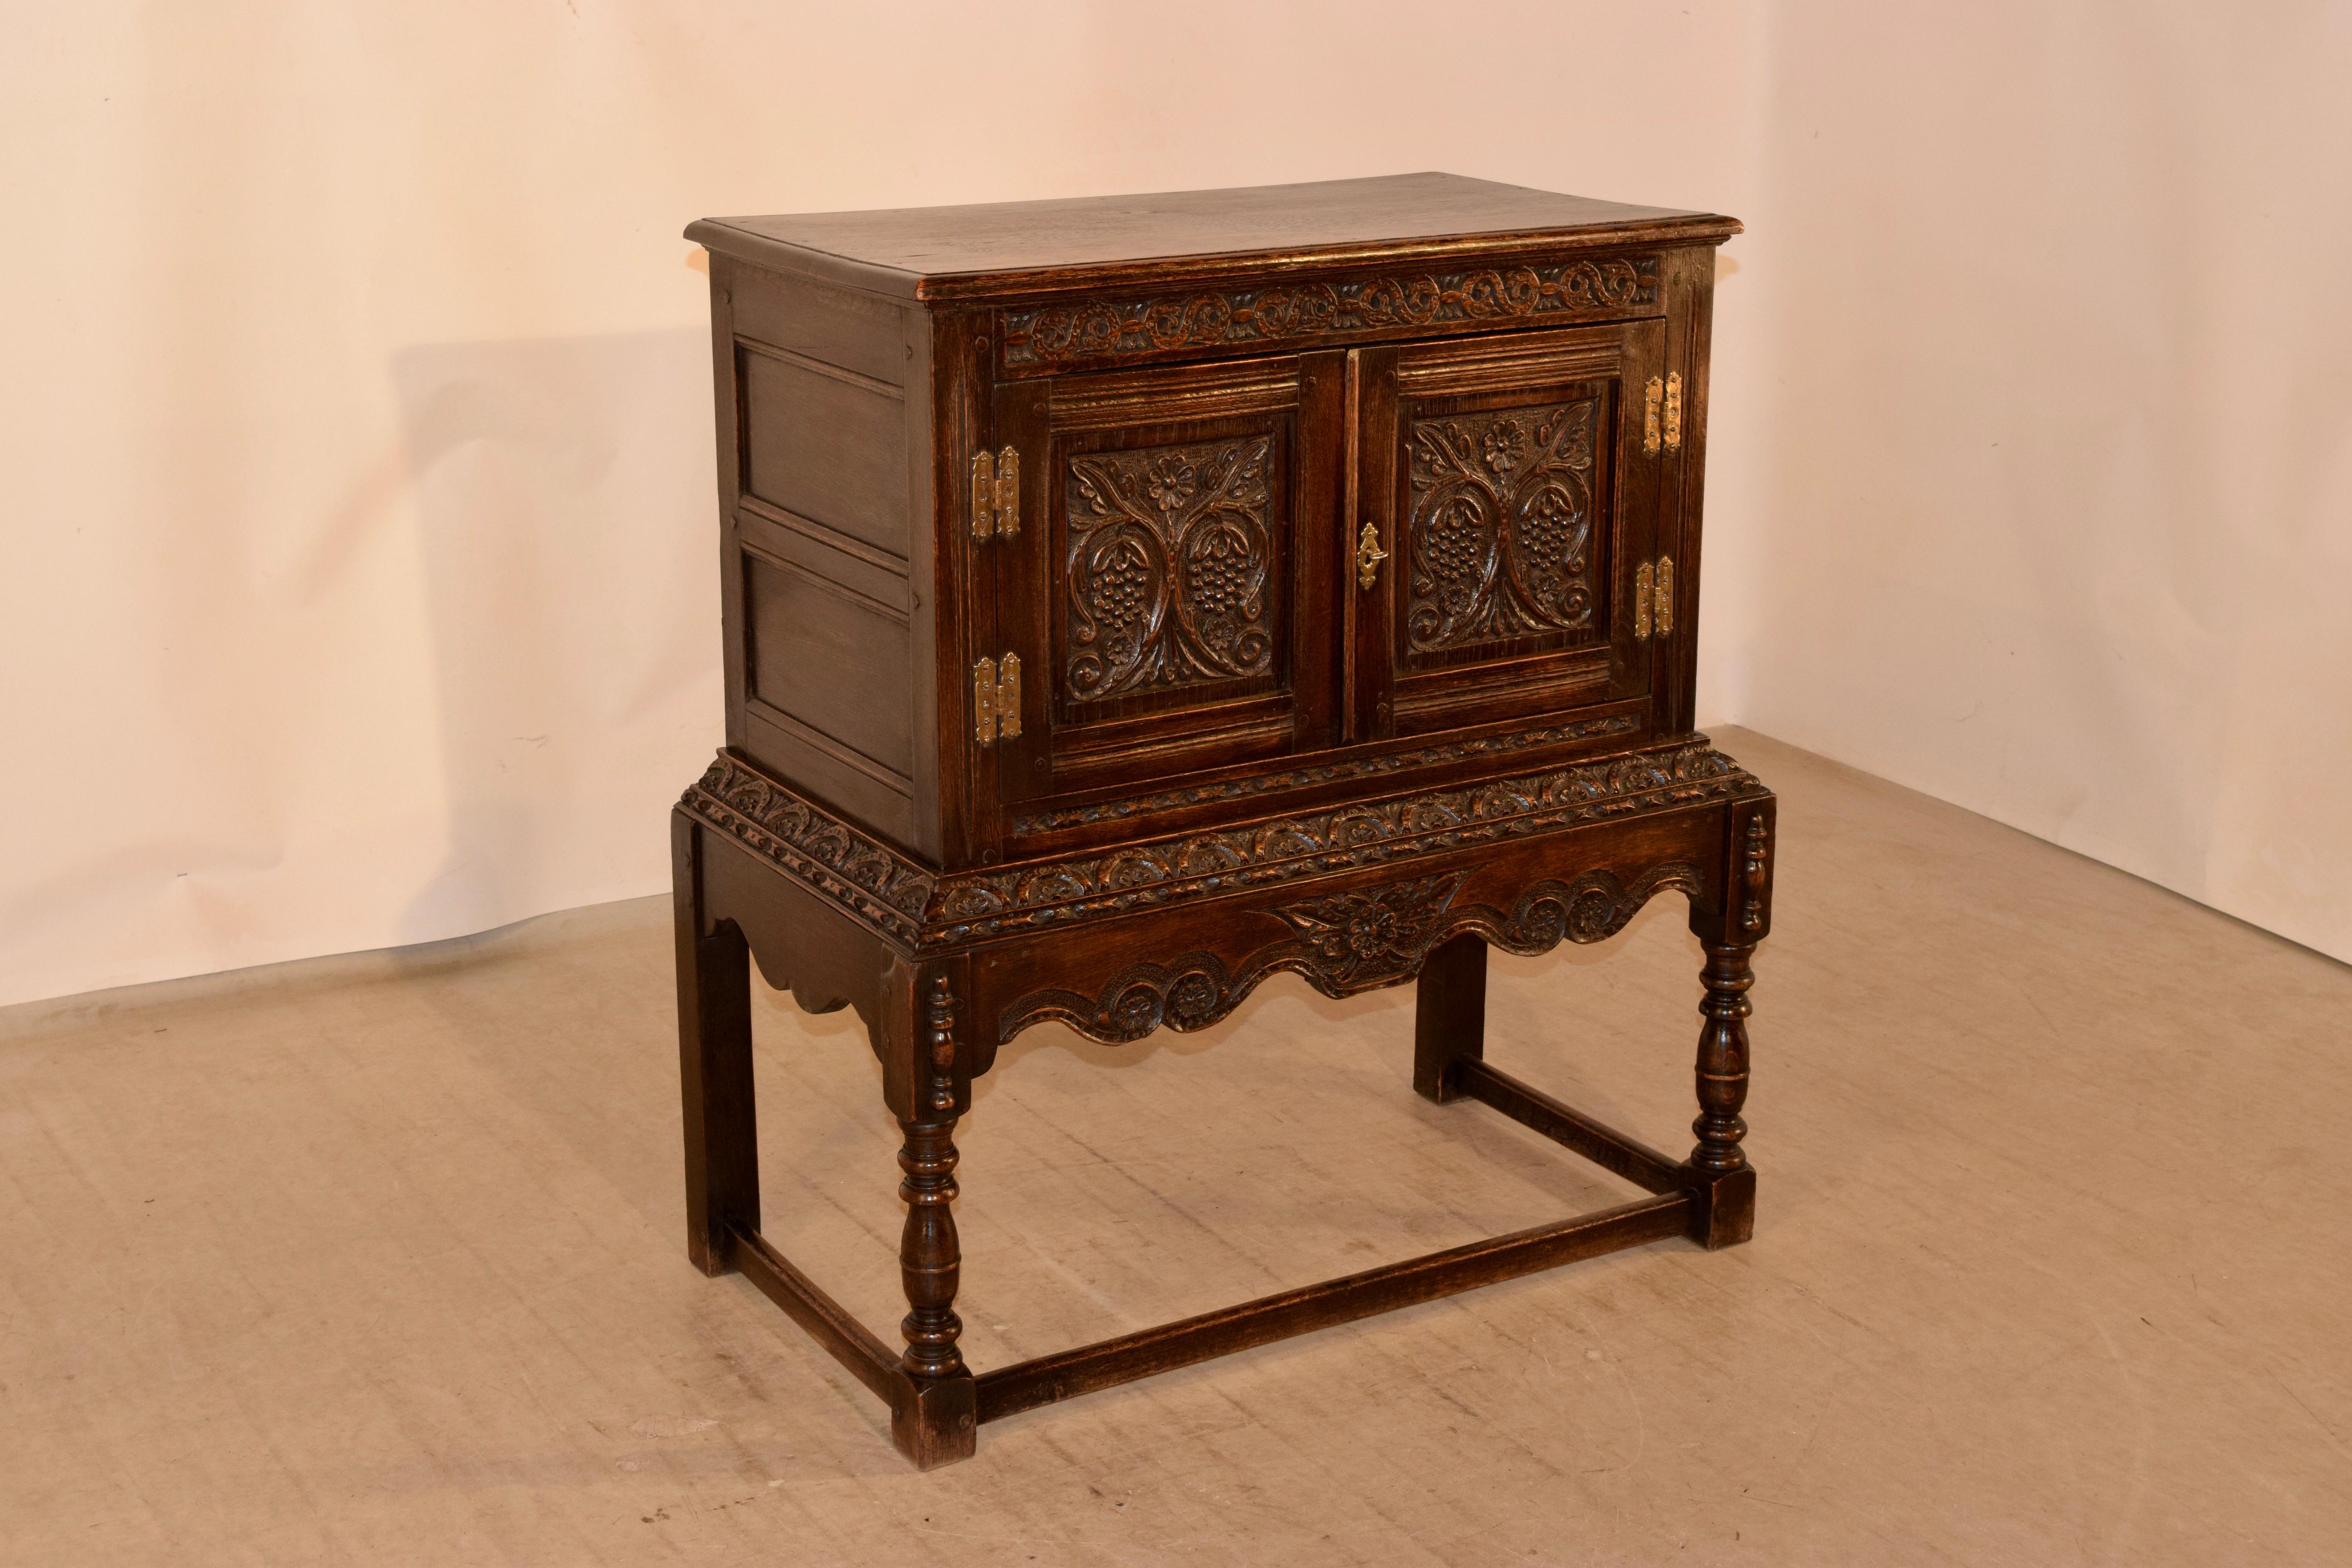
[[1185, 532, 1252, 615], [1087, 542, 1152, 635], [1518, 486, 1585, 572], [1426, 497, 1488, 581]]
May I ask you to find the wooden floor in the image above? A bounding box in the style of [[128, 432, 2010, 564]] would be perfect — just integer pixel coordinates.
[[5, 729, 2348, 1565]]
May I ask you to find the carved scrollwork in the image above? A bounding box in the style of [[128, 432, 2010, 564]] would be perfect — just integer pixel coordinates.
[[1002, 258, 1661, 370], [1407, 399, 1600, 655], [1065, 437, 1278, 701], [996, 862, 1705, 1046], [1000, 951, 1245, 1044], [1485, 865, 1706, 951]]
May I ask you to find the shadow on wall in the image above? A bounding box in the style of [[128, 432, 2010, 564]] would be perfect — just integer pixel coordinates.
[[390, 328, 722, 948]]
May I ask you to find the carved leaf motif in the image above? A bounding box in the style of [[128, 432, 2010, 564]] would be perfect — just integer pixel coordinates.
[[1065, 437, 1278, 701], [1407, 399, 1599, 655]]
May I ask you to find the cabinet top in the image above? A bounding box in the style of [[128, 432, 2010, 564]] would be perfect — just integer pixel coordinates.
[[686, 172, 1739, 304]]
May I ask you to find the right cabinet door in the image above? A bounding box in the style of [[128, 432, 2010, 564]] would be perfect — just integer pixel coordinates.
[[1352, 320, 1668, 740]]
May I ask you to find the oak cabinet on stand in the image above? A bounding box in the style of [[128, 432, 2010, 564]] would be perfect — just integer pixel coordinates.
[[671, 174, 1774, 1468]]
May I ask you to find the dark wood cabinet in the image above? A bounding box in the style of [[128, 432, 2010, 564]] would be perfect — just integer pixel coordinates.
[[673, 174, 1774, 1468]]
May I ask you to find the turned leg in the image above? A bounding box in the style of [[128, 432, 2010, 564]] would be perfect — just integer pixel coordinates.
[[1685, 940, 1757, 1247], [1413, 933, 1489, 1103], [673, 813, 759, 1276], [890, 973, 976, 1467]]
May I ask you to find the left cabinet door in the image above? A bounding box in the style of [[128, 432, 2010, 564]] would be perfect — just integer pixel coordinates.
[[978, 352, 1347, 809]]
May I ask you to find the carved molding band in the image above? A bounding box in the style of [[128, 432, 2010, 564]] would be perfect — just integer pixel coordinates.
[[1002, 258, 1661, 370], [680, 757, 937, 944], [1011, 712, 1639, 836], [1407, 399, 1600, 656], [998, 862, 1702, 1045], [681, 740, 1759, 953], [939, 742, 1754, 943], [1066, 437, 1278, 701]]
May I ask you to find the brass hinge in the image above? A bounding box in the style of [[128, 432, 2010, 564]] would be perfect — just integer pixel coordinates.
[[970, 445, 1020, 539], [973, 653, 1022, 744], [1642, 373, 1684, 456], [1633, 555, 1675, 640]]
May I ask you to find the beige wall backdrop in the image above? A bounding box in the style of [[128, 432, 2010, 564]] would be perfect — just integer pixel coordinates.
[[2, 1, 2344, 1008], [1714, 4, 2352, 973]]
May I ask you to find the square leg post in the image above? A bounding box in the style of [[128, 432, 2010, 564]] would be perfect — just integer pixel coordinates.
[[1414, 932, 1489, 1103], [673, 811, 759, 1276]]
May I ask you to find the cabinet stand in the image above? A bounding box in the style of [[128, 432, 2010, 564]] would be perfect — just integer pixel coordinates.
[[674, 741, 1771, 1469]]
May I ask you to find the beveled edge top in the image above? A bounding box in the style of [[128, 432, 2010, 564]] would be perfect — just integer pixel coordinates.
[[686, 172, 1740, 304]]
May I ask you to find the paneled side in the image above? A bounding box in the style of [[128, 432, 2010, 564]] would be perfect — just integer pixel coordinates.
[[731, 269, 910, 385], [739, 347, 910, 561], [723, 265, 931, 855], [744, 555, 913, 778]]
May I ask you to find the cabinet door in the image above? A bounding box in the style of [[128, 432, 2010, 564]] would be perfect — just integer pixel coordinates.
[[1351, 321, 1666, 739], [985, 352, 1345, 806]]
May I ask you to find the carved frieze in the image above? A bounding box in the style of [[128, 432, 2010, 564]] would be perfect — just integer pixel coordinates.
[[681, 741, 1759, 954], [679, 757, 936, 944], [938, 741, 1757, 942], [1002, 257, 1662, 370], [1406, 399, 1600, 656], [1065, 437, 1278, 702]]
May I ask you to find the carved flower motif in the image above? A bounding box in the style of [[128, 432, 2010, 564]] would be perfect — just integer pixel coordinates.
[[1145, 455, 1198, 512], [1482, 421, 1527, 474], [1112, 984, 1160, 1038], [1345, 905, 1400, 958], [1168, 972, 1221, 1025]]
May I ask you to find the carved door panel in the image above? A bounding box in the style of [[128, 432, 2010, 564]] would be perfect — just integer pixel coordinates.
[[1351, 321, 1667, 740], [986, 352, 1345, 807]]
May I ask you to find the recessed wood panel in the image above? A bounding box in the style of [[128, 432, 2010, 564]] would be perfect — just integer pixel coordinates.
[[1058, 429, 1288, 714], [730, 272, 908, 386], [744, 552, 913, 783], [740, 346, 909, 560], [1400, 388, 1611, 670]]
